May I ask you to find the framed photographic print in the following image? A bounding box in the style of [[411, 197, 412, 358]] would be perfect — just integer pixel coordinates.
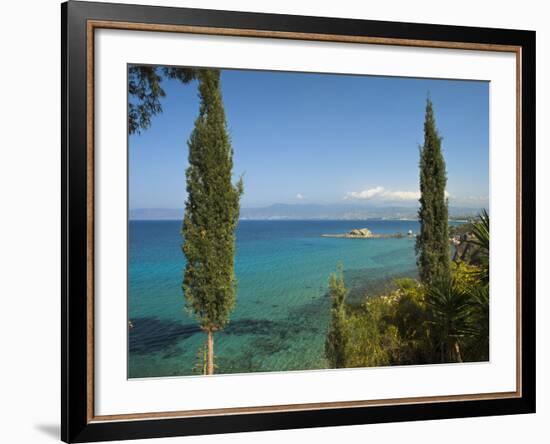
[[61, 1, 536, 442]]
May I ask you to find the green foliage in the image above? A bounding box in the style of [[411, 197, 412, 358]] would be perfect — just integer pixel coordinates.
[[344, 310, 394, 368], [325, 265, 349, 368], [331, 280, 427, 368], [163, 66, 198, 84], [355, 295, 403, 366], [431, 242, 489, 363], [128, 66, 165, 135], [328, 265, 348, 310], [182, 69, 243, 334], [425, 277, 475, 363], [322, 98, 490, 368], [325, 248, 490, 368], [128, 65, 197, 134], [416, 97, 451, 285], [451, 261, 482, 293], [470, 209, 489, 253], [468, 209, 489, 285], [465, 284, 489, 361], [392, 279, 431, 363]]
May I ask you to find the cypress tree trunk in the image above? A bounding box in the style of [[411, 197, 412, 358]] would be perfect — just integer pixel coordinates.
[[182, 69, 243, 375], [207, 330, 214, 375], [453, 341, 463, 363], [416, 98, 450, 286]]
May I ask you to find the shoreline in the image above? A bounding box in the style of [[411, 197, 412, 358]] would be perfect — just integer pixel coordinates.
[[344, 268, 418, 304]]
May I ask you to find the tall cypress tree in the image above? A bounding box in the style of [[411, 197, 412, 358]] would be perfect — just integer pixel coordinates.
[[416, 97, 450, 286], [182, 69, 243, 375]]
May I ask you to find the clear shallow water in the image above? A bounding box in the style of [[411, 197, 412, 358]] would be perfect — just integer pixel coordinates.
[[128, 219, 421, 378]]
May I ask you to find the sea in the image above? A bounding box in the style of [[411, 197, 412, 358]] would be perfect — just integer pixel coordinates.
[[128, 219, 423, 378]]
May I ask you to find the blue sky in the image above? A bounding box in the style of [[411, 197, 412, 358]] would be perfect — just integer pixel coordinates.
[[129, 68, 489, 210]]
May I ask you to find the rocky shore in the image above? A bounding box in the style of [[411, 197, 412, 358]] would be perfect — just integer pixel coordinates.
[[450, 232, 478, 261]]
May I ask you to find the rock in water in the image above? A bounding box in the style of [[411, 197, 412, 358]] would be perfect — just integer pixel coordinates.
[[349, 228, 372, 237]]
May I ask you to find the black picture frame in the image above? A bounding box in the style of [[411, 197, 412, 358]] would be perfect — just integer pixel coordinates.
[[62, 1, 536, 442]]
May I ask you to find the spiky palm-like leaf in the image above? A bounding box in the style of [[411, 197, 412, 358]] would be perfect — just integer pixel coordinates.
[[470, 209, 489, 253], [468, 209, 489, 284], [425, 278, 474, 362], [468, 284, 489, 360]]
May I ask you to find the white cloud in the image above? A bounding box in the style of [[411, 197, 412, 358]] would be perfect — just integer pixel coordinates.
[[345, 186, 385, 200], [296, 193, 304, 200], [345, 186, 449, 202]]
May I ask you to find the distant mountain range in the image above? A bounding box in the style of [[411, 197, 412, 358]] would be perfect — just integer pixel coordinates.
[[130, 203, 484, 221]]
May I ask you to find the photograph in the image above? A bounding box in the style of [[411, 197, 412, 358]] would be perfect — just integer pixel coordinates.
[[127, 65, 490, 378], [56, 1, 537, 441]]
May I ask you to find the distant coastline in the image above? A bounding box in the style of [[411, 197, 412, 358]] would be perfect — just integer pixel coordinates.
[[129, 217, 471, 222], [130, 204, 482, 222]]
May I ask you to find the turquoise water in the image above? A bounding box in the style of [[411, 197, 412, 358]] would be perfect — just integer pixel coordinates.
[[128, 219, 421, 378]]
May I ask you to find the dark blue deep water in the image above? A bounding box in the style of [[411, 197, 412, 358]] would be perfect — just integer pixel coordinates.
[[128, 219, 421, 378]]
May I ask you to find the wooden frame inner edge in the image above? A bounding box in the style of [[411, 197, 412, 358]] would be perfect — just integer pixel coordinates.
[[85, 19, 523, 423]]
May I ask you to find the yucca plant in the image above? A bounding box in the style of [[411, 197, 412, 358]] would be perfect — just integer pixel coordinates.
[[468, 209, 489, 285], [468, 284, 490, 361], [425, 278, 474, 363]]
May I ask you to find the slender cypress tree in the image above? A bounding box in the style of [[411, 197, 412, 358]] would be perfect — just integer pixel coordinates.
[[182, 69, 243, 375], [325, 265, 349, 368], [416, 97, 450, 286]]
